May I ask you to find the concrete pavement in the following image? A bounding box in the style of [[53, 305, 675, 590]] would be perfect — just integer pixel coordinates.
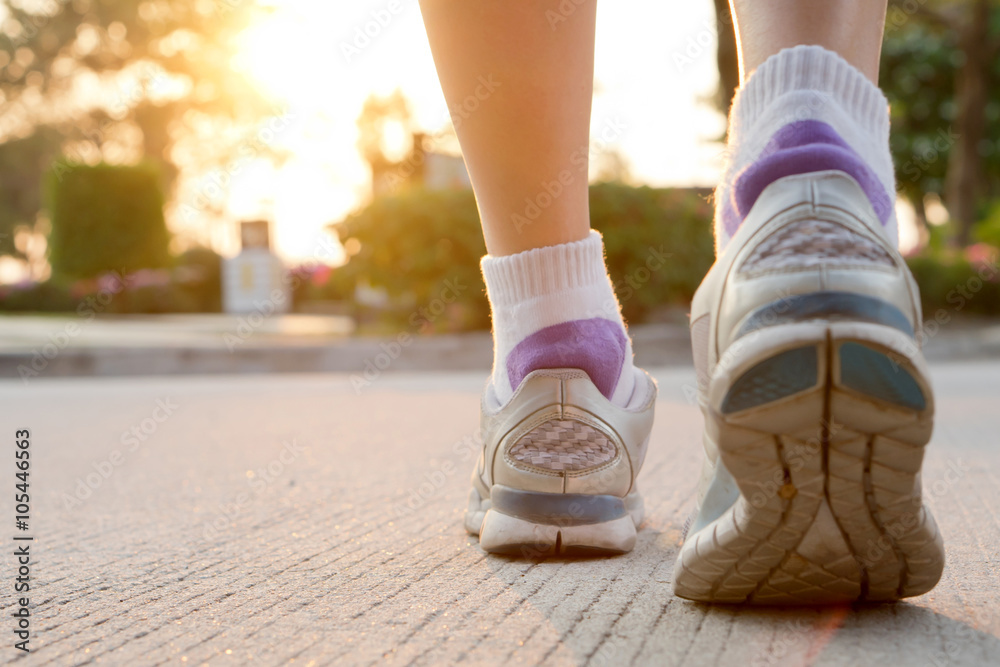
[[2, 313, 1000, 377], [1, 362, 999, 665]]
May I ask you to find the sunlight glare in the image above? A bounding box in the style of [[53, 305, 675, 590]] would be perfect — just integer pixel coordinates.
[[223, 0, 726, 262]]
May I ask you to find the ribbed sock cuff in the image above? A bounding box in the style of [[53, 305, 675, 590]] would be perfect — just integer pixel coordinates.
[[731, 45, 890, 142], [480, 231, 608, 309]]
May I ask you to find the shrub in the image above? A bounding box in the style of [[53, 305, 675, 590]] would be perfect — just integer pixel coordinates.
[[172, 247, 223, 312], [46, 161, 170, 280], [336, 188, 488, 332], [591, 183, 714, 322], [907, 246, 1000, 318], [334, 184, 715, 332], [0, 281, 77, 312]]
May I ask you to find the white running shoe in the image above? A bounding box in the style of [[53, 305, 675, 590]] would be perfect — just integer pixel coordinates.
[[465, 367, 656, 556], [675, 170, 945, 604]]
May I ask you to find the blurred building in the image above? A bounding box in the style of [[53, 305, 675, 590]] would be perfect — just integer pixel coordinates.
[[370, 132, 471, 198], [222, 220, 289, 315], [421, 151, 472, 190]]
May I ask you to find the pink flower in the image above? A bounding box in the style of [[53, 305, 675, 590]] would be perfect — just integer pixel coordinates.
[[311, 265, 332, 286], [97, 272, 127, 294], [127, 269, 171, 289], [965, 242, 999, 268]]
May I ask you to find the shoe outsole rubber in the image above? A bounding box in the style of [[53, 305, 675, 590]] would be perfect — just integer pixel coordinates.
[[673, 320, 945, 605], [466, 486, 645, 558]]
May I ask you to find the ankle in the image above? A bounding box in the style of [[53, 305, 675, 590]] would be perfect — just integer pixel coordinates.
[[481, 231, 636, 406], [716, 45, 897, 252]]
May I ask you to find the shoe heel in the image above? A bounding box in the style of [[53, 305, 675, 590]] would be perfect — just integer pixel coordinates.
[[675, 321, 943, 604], [472, 485, 641, 557], [478, 509, 637, 557]]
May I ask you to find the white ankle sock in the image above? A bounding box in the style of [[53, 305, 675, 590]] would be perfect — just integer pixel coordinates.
[[715, 45, 898, 252], [480, 231, 636, 407]]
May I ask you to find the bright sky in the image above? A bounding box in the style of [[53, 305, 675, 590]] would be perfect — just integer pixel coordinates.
[[0, 0, 920, 285], [228, 0, 729, 262]]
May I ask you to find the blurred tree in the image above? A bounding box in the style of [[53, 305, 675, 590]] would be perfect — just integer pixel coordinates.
[[46, 161, 169, 279], [356, 90, 421, 196], [883, 0, 1000, 244], [593, 148, 633, 185], [0, 125, 62, 257], [881, 19, 959, 232], [336, 187, 487, 332], [712, 0, 739, 116], [357, 90, 414, 166], [172, 245, 222, 312], [0, 0, 279, 254], [334, 185, 716, 331]]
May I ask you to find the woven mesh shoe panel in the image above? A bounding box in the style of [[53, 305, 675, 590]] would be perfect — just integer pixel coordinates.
[[509, 419, 616, 471], [739, 220, 894, 275]]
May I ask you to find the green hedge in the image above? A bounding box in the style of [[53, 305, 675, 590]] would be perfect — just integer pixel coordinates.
[[0, 281, 78, 312], [335, 184, 1000, 332], [46, 162, 170, 280], [907, 250, 1000, 318], [0, 248, 223, 314], [335, 183, 716, 332], [335, 188, 489, 332], [592, 183, 714, 321]]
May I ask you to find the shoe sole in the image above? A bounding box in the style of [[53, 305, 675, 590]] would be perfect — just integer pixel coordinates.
[[466, 485, 644, 557], [674, 320, 944, 604]]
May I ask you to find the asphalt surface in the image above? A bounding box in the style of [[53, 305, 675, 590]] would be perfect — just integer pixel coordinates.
[[1, 362, 998, 665]]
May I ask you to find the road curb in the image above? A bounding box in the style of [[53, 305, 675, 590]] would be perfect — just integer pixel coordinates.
[[2, 323, 998, 378]]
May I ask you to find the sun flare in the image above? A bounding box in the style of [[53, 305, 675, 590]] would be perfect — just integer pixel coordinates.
[[223, 0, 727, 263]]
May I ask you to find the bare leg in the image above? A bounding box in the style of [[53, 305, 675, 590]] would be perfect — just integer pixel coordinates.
[[419, 0, 596, 256], [424, 2, 651, 558], [729, 0, 887, 83]]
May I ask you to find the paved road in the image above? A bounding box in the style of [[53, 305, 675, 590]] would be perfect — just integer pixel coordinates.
[[1, 362, 998, 666]]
